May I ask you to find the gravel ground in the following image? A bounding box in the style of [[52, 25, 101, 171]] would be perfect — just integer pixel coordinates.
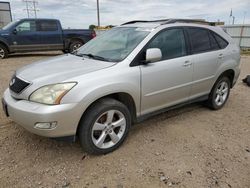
[[0, 52, 250, 188]]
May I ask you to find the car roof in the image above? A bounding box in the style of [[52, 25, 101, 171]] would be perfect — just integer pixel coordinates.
[[119, 19, 231, 42]]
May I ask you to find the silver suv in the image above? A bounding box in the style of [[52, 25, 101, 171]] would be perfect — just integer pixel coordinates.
[[2, 19, 240, 154]]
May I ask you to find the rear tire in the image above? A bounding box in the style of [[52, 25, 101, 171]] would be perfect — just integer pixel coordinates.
[[69, 40, 83, 53], [207, 77, 231, 110], [78, 98, 131, 155], [0, 44, 8, 59]]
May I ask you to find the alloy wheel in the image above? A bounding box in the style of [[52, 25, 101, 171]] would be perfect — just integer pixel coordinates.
[[91, 110, 126, 149], [214, 81, 229, 106]]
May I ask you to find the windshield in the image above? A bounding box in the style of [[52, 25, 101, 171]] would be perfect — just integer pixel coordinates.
[[2, 20, 18, 30], [77, 27, 150, 62]]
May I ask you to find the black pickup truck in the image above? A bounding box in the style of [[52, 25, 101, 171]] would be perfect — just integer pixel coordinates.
[[0, 18, 96, 58]]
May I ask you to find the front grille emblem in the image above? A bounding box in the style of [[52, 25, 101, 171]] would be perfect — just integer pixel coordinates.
[[9, 78, 16, 86]]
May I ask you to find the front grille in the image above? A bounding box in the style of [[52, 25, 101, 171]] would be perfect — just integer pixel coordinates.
[[9, 76, 30, 94]]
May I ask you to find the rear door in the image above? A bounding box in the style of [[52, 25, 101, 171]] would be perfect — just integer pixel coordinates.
[[10, 20, 40, 51], [186, 27, 222, 99], [140, 28, 193, 115], [36, 20, 63, 50]]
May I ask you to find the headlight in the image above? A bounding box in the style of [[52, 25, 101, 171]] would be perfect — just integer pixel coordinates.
[[29, 82, 77, 105]]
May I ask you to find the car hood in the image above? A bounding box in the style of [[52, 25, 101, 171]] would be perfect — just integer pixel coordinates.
[[16, 54, 115, 83]]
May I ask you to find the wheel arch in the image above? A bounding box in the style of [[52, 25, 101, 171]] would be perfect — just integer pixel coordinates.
[[217, 69, 235, 88], [76, 92, 137, 135]]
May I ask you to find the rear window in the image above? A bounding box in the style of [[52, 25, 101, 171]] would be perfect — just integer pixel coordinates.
[[37, 21, 58, 31], [187, 28, 211, 54]]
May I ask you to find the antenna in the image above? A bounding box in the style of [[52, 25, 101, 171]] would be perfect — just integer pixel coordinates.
[[23, 0, 39, 18]]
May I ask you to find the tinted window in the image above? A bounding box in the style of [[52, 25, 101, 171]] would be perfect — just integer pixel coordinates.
[[213, 33, 228, 49], [38, 21, 58, 31], [187, 28, 211, 54], [208, 31, 220, 50], [147, 28, 187, 60], [16, 21, 36, 32]]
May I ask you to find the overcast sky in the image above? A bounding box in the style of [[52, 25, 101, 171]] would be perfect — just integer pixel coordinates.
[[8, 0, 250, 29]]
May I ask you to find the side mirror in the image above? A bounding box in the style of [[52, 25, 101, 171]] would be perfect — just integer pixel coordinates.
[[12, 29, 17, 34], [145, 48, 162, 63]]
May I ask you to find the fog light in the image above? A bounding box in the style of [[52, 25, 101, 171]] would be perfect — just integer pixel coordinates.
[[34, 122, 57, 130]]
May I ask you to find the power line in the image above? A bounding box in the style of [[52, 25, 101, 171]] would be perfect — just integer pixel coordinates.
[[23, 0, 39, 18]]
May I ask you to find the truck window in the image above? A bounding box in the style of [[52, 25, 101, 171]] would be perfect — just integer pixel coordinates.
[[37, 21, 58, 31], [16, 21, 36, 32]]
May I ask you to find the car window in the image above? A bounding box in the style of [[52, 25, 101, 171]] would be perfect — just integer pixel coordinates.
[[187, 28, 211, 54], [37, 21, 58, 31], [147, 28, 187, 60], [77, 27, 150, 62], [16, 21, 36, 32], [213, 33, 228, 49], [208, 31, 220, 50]]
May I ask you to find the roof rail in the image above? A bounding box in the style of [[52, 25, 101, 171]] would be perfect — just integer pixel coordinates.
[[121, 19, 215, 26], [162, 19, 215, 26], [121, 19, 170, 25]]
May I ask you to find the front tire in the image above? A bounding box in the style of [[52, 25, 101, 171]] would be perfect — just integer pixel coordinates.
[[0, 44, 8, 59], [207, 77, 231, 110], [78, 98, 131, 155]]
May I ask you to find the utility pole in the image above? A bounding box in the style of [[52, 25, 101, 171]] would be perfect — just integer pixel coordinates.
[[23, 0, 39, 18], [97, 0, 100, 27]]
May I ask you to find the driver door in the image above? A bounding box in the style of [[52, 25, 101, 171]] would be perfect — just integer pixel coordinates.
[[10, 20, 40, 52]]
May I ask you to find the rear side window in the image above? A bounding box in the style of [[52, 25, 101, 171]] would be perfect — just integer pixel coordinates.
[[208, 31, 220, 50], [213, 33, 228, 49], [147, 28, 187, 60], [37, 21, 58, 31], [187, 28, 211, 54]]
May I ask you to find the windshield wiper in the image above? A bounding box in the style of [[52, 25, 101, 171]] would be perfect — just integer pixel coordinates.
[[81, 53, 111, 62]]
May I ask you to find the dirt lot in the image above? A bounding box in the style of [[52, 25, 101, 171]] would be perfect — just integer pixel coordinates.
[[0, 53, 249, 188]]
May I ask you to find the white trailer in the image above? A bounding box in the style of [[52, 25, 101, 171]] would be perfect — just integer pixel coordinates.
[[223, 24, 250, 49]]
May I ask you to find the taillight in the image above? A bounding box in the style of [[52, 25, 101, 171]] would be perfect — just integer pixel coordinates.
[[92, 32, 96, 38]]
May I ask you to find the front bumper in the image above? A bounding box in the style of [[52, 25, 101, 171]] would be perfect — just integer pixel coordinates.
[[3, 89, 80, 138]]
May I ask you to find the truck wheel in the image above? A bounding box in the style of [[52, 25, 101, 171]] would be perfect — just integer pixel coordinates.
[[207, 77, 231, 110], [69, 40, 83, 53], [0, 44, 8, 59], [78, 98, 131, 155]]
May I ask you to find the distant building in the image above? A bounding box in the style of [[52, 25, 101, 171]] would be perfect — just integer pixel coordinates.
[[0, 2, 12, 28]]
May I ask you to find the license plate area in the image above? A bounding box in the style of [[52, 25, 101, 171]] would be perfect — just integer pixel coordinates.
[[1, 98, 9, 117]]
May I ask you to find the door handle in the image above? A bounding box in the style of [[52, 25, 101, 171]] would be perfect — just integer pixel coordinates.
[[218, 54, 224, 59], [182, 60, 192, 67]]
